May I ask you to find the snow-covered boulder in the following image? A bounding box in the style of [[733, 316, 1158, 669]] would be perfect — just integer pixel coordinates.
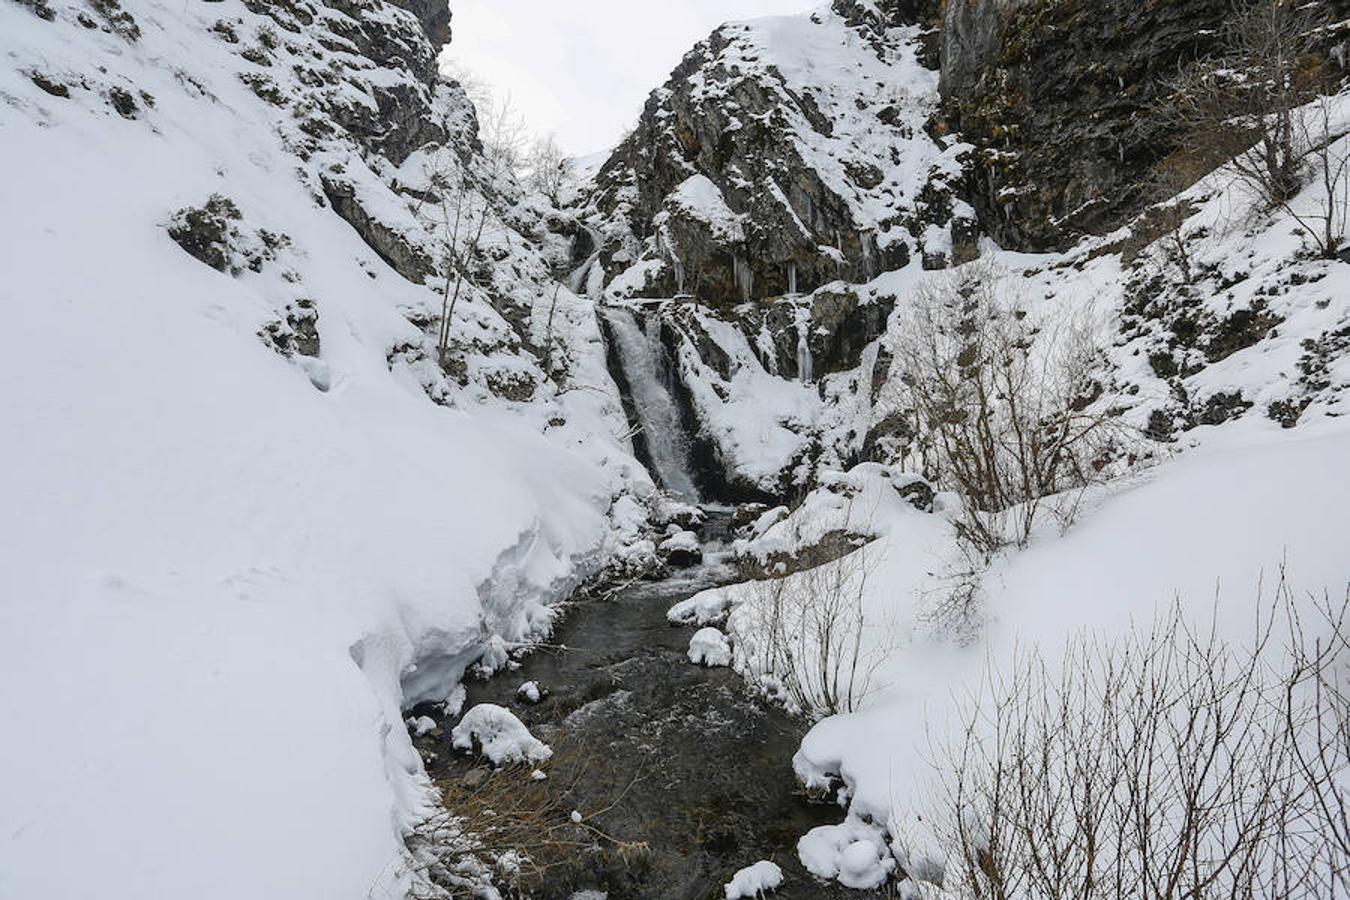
[[724, 859, 784, 898], [660, 529, 703, 567], [406, 715, 437, 737], [516, 681, 544, 704], [667, 590, 731, 626], [687, 627, 732, 667], [450, 704, 552, 766]]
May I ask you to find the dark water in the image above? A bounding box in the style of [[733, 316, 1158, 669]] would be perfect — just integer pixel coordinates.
[[415, 514, 886, 899]]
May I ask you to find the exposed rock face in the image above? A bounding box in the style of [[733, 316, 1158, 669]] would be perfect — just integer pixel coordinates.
[[937, 0, 1230, 250], [390, 0, 451, 49], [752, 288, 895, 380], [322, 176, 437, 284], [587, 6, 966, 307]]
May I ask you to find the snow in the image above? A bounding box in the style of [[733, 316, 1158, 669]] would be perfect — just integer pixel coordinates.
[[450, 704, 553, 766], [667, 589, 731, 626], [687, 627, 733, 667], [659, 530, 701, 554], [664, 174, 746, 244], [0, 1, 638, 897], [408, 715, 438, 736], [798, 817, 895, 888], [670, 308, 821, 492], [723, 859, 784, 898], [516, 680, 543, 704]]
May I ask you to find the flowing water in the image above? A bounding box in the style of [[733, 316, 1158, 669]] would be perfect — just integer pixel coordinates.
[[416, 513, 884, 899], [600, 307, 700, 501]]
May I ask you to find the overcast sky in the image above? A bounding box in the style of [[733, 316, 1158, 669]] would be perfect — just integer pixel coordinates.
[[442, 0, 814, 158]]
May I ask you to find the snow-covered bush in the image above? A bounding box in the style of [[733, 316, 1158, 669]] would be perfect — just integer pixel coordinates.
[[886, 257, 1128, 554], [735, 542, 891, 716], [926, 581, 1350, 899]]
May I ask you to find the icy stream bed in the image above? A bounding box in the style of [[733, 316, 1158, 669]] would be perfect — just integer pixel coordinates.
[[414, 514, 883, 899]]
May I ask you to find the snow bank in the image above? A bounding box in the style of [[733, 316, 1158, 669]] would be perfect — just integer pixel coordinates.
[[451, 704, 553, 765], [788, 424, 1350, 885], [0, 1, 635, 898]]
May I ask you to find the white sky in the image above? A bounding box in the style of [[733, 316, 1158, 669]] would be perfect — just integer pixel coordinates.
[[442, 0, 815, 158]]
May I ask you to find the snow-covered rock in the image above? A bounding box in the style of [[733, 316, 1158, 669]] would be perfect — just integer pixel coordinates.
[[407, 715, 438, 737], [724, 859, 784, 898], [660, 529, 703, 567], [798, 817, 896, 889], [667, 590, 731, 626], [687, 627, 733, 667], [516, 681, 543, 704], [451, 704, 553, 766]]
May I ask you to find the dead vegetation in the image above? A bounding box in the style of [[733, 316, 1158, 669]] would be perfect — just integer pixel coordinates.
[[921, 574, 1350, 900]]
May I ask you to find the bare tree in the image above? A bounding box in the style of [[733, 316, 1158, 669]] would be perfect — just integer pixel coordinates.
[[886, 258, 1125, 556], [1165, 0, 1348, 257], [433, 92, 528, 368], [526, 134, 569, 204]]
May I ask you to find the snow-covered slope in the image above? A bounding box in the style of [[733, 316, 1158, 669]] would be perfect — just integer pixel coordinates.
[[667, 102, 1350, 890], [0, 1, 645, 897]]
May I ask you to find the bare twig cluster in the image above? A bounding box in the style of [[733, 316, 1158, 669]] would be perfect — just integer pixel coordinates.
[[928, 575, 1350, 899], [1165, 0, 1349, 257], [428, 87, 529, 369], [744, 541, 892, 717], [402, 737, 647, 898], [887, 258, 1126, 557]]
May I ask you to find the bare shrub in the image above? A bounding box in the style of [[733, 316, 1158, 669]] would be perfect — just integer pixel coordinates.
[[1165, 0, 1349, 257], [742, 541, 891, 717], [525, 134, 569, 204], [400, 737, 647, 897], [930, 576, 1350, 900], [429, 90, 529, 368], [887, 258, 1125, 556]]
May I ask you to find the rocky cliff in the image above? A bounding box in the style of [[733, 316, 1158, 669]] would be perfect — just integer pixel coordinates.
[[577, 0, 1350, 504]]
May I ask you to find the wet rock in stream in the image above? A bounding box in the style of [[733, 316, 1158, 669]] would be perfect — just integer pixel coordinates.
[[413, 529, 887, 900]]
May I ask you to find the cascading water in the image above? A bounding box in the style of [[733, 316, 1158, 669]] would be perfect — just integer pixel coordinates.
[[601, 307, 701, 500]]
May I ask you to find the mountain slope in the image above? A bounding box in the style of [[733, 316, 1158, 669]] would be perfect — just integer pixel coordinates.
[[0, 0, 646, 897]]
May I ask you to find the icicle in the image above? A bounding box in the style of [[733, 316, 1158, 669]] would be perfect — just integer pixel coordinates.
[[795, 305, 813, 383], [787, 261, 798, 296], [733, 254, 753, 303]]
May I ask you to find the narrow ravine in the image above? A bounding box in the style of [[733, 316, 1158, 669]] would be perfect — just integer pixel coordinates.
[[410, 304, 887, 897], [414, 514, 884, 899]]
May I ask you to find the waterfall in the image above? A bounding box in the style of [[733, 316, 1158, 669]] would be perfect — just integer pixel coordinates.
[[600, 307, 701, 500], [787, 261, 797, 296], [860, 232, 875, 281], [673, 256, 686, 295]]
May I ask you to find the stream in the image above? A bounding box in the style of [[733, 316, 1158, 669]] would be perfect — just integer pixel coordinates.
[[414, 511, 886, 899]]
